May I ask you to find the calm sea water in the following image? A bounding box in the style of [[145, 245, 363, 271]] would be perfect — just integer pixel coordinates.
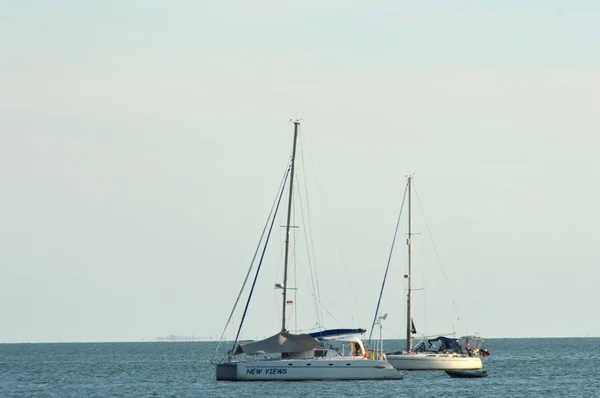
[[1, 338, 599, 397]]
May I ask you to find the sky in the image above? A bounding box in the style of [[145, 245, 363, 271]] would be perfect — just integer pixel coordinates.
[[1, 0, 599, 343]]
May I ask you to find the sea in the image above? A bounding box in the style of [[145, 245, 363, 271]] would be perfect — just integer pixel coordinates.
[[1, 338, 599, 397]]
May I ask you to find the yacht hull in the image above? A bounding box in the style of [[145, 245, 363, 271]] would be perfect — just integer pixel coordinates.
[[387, 353, 482, 371], [216, 358, 403, 381]]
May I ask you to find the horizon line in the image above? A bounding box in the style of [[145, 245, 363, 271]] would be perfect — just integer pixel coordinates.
[[2, 335, 598, 344]]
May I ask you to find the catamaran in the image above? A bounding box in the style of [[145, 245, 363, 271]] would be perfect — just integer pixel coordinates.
[[215, 121, 403, 381], [373, 175, 487, 371]]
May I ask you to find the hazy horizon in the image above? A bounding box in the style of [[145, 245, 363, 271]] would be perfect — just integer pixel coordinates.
[[4, 335, 599, 345], [2, 1, 599, 343]]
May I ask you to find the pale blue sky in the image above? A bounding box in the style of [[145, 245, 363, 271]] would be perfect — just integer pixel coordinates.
[[1, 1, 599, 342]]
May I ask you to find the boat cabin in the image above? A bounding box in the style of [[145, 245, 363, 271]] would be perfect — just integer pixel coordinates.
[[280, 336, 367, 359]]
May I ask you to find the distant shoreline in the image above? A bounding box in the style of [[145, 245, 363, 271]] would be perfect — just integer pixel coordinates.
[[1, 336, 598, 344]]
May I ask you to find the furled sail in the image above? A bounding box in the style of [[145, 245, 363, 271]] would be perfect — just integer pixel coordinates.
[[309, 328, 366, 340], [233, 332, 319, 355]]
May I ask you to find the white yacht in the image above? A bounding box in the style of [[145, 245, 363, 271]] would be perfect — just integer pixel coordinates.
[[215, 121, 403, 381], [387, 335, 485, 371], [217, 329, 402, 381], [373, 175, 487, 370]]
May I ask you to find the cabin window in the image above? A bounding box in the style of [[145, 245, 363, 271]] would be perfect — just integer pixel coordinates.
[[314, 349, 326, 357], [350, 342, 362, 356]]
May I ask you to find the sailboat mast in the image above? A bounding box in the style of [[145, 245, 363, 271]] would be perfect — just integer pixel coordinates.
[[281, 120, 300, 332], [406, 175, 413, 352]]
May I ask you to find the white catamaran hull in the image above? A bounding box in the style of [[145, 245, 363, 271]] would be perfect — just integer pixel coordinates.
[[216, 358, 403, 381], [387, 353, 482, 371]]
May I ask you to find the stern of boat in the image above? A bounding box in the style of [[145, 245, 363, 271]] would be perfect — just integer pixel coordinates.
[[216, 362, 239, 381]]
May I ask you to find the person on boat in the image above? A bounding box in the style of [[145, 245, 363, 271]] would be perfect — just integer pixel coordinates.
[[466, 343, 473, 356]]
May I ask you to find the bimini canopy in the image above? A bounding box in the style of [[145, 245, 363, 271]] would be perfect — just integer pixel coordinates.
[[415, 336, 463, 353], [233, 332, 320, 355]]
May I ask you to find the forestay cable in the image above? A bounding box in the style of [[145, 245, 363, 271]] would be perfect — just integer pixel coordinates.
[[368, 180, 409, 346], [213, 165, 290, 360], [229, 164, 290, 355]]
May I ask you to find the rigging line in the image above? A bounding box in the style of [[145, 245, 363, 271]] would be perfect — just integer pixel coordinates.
[[298, 133, 333, 325], [294, 225, 298, 334], [381, 325, 405, 339], [291, 191, 298, 332], [224, 164, 290, 357], [293, 324, 323, 333], [295, 161, 322, 329], [413, 184, 462, 324], [368, 180, 409, 346], [298, 130, 323, 325], [301, 197, 323, 324], [230, 164, 290, 355], [213, 165, 290, 359], [309, 291, 344, 329], [274, 199, 285, 288]]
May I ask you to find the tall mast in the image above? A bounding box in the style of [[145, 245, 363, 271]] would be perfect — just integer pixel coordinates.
[[281, 120, 300, 332], [406, 175, 413, 352]]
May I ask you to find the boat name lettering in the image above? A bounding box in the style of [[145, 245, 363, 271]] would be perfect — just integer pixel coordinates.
[[246, 368, 287, 375]]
